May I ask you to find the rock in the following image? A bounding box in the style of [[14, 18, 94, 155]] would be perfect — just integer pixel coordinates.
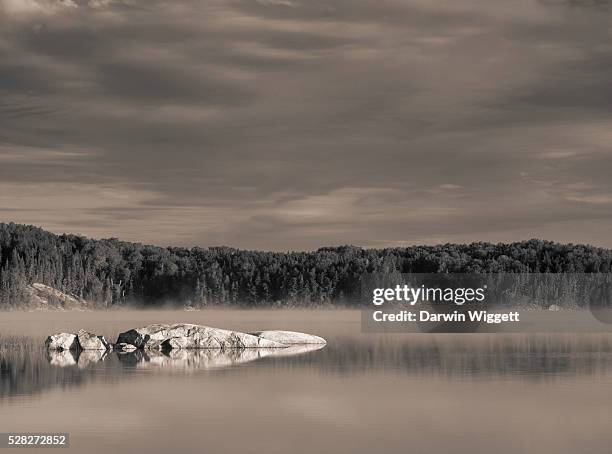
[[549, 304, 561, 311], [113, 342, 137, 352], [45, 330, 109, 351], [25, 283, 89, 311], [45, 333, 79, 351], [77, 329, 110, 350], [116, 323, 287, 350], [250, 330, 326, 345]]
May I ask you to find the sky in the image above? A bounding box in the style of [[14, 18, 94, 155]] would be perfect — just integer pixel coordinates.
[[1, 0, 612, 250]]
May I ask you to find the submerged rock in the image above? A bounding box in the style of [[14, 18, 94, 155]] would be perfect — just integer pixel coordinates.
[[116, 323, 287, 350], [45, 333, 79, 351], [250, 330, 327, 345], [77, 329, 110, 351]]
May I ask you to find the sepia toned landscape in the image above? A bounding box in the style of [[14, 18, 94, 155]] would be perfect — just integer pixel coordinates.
[[2, 0, 612, 452]]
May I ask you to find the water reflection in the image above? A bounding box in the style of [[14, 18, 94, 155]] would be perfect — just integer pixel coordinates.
[[2, 334, 612, 399], [46, 349, 78, 367], [0, 341, 327, 398], [45, 344, 326, 370], [46, 349, 109, 368], [44, 344, 325, 371], [120, 344, 326, 371], [77, 350, 108, 368]]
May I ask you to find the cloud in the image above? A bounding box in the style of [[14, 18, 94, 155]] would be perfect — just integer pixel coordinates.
[[1, 0, 612, 249], [0, 0, 90, 17], [565, 194, 612, 205]]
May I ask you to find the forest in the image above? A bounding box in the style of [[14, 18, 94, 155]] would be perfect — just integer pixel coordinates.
[[1, 222, 611, 308]]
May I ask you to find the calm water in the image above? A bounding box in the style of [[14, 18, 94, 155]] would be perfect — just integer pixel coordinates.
[[1, 310, 612, 454]]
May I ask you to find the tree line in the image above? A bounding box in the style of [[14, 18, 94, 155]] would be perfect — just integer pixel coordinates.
[[1, 223, 611, 308]]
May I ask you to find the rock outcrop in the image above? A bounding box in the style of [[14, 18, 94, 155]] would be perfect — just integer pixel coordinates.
[[77, 329, 110, 351], [26, 283, 89, 311], [250, 330, 327, 345], [45, 330, 110, 351], [116, 323, 286, 350], [45, 333, 80, 351], [45, 324, 327, 353], [45, 324, 327, 369]]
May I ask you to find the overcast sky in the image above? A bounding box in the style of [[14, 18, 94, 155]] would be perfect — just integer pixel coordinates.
[[1, 0, 611, 250]]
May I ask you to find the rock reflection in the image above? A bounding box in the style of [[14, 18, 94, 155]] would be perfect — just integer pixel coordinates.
[[46, 349, 78, 367], [124, 344, 326, 371], [77, 350, 108, 368], [46, 344, 326, 371]]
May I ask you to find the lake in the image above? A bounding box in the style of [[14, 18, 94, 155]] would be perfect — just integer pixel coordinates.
[[1, 310, 612, 453]]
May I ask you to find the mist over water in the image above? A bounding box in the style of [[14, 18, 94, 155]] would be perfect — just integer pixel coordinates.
[[1, 310, 612, 453]]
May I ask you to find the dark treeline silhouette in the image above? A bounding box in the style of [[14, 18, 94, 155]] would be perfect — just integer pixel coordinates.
[[1, 223, 611, 308]]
